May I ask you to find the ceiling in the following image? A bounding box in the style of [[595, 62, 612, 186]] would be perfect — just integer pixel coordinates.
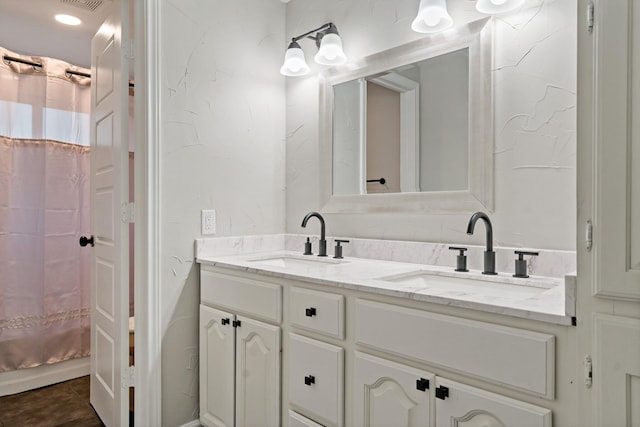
[[0, 0, 114, 68]]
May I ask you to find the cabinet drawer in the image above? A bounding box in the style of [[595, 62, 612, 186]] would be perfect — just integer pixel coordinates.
[[201, 267, 282, 323], [289, 410, 324, 427], [355, 299, 555, 399], [290, 287, 345, 339], [289, 334, 344, 427]]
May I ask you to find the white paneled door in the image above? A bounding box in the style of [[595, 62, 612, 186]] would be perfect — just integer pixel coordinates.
[[89, 0, 130, 425], [591, 0, 640, 301], [577, 0, 640, 425]]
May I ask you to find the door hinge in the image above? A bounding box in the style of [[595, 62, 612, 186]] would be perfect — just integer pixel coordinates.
[[586, 2, 594, 34], [122, 202, 135, 223], [123, 365, 135, 388], [584, 355, 592, 388], [585, 219, 593, 252]]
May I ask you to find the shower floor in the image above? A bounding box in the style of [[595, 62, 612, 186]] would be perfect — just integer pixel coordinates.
[[0, 376, 104, 427]]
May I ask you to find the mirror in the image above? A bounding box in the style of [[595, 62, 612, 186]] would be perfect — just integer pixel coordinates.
[[319, 18, 493, 213]]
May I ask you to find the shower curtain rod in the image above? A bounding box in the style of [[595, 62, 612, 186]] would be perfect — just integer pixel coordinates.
[[2, 54, 135, 88]]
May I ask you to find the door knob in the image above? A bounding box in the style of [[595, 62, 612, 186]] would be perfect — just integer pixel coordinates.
[[79, 235, 95, 247]]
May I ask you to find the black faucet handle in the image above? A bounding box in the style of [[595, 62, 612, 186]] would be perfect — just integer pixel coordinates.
[[303, 237, 313, 255], [513, 250, 539, 278], [448, 246, 467, 254], [514, 250, 539, 258], [449, 246, 468, 272], [334, 239, 350, 259]]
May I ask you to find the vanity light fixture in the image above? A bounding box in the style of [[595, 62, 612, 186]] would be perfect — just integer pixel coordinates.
[[476, 0, 525, 14], [411, 0, 453, 34], [280, 22, 347, 76]]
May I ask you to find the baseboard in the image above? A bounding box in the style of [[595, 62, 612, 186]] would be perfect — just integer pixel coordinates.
[[0, 357, 90, 396], [178, 420, 201, 427]]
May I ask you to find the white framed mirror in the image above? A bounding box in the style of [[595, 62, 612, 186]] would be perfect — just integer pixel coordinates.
[[319, 18, 493, 213]]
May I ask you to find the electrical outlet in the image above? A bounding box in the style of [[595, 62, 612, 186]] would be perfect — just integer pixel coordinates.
[[201, 209, 216, 235]]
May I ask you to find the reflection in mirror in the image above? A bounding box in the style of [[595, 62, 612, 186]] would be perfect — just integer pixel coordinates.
[[320, 18, 492, 213], [333, 48, 470, 195]]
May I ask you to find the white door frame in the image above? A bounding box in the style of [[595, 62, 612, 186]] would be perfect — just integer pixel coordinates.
[[368, 72, 421, 193], [133, 0, 162, 425]]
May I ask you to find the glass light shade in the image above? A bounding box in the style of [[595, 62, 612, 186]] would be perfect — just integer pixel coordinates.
[[280, 45, 310, 76], [314, 33, 347, 66], [411, 0, 453, 33], [476, 0, 525, 14]]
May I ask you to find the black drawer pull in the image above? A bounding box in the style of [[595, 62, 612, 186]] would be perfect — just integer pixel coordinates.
[[221, 318, 230, 325], [304, 375, 315, 386], [305, 307, 317, 317]]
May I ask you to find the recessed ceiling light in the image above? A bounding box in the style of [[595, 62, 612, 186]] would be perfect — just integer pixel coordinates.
[[55, 14, 82, 26]]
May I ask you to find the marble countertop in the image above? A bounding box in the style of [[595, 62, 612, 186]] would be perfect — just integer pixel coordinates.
[[197, 245, 576, 326]]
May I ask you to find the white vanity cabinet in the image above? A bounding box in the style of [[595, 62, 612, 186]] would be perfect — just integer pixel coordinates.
[[199, 267, 282, 427], [198, 264, 566, 427]]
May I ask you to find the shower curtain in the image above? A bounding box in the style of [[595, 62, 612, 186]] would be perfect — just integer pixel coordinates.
[[0, 47, 92, 372]]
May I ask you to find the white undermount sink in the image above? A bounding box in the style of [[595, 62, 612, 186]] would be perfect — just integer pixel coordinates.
[[247, 255, 344, 268], [378, 270, 554, 299]]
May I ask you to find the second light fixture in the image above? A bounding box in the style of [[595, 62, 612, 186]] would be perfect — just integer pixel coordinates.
[[411, 0, 525, 34], [280, 22, 347, 76]]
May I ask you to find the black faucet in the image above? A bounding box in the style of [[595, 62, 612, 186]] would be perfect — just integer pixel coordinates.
[[466, 212, 497, 275], [301, 211, 327, 257]]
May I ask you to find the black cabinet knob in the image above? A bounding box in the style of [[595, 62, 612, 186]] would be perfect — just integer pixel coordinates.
[[416, 377, 430, 391], [79, 235, 94, 247], [435, 385, 449, 400], [304, 375, 315, 386], [221, 318, 230, 325], [305, 307, 317, 317]]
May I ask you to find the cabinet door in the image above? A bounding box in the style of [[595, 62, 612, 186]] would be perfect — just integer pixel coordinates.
[[434, 378, 551, 427], [354, 351, 434, 427], [199, 305, 235, 427], [235, 315, 281, 427], [593, 314, 640, 425]]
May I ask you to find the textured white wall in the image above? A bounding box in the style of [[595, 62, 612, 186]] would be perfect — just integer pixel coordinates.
[[159, 0, 286, 424], [285, 0, 576, 251]]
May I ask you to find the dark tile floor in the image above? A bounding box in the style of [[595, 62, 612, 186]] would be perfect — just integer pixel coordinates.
[[0, 376, 104, 427]]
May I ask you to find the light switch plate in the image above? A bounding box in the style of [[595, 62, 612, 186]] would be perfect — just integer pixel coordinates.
[[201, 209, 216, 235]]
